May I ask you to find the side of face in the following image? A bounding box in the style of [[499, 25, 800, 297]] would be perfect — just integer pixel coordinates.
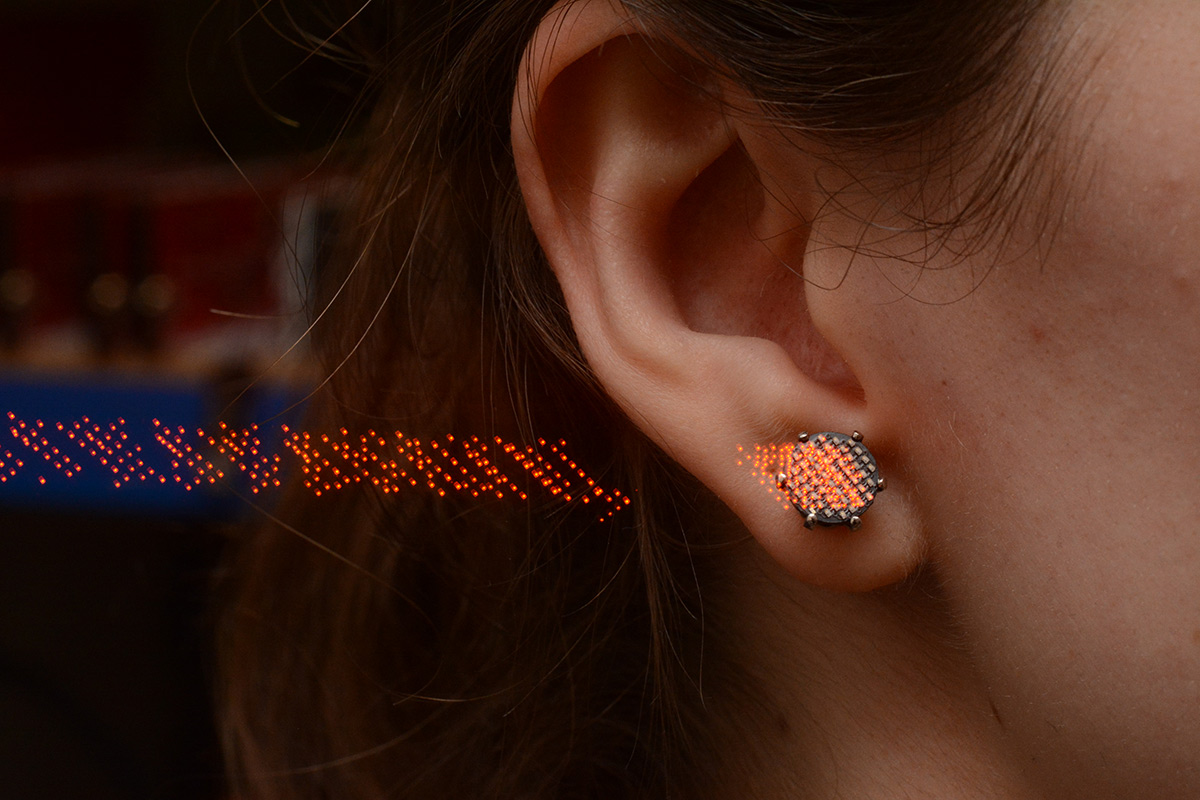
[[511, 1, 1199, 796], [820, 2, 1200, 795]]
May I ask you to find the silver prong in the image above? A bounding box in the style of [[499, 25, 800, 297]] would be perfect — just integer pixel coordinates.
[[776, 472, 787, 489], [798, 432, 809, 442], [804, 512, 818, 529], [851, 431, 863, 442], [848, 516, 862, 531], [877, 477, 886, 491]]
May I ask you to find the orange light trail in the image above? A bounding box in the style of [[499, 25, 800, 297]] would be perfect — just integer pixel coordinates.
[[2, 413, 632, 521], [736, 442, 794, 508]]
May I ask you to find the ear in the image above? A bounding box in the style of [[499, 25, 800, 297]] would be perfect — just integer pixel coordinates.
[[512, 0, 925, 591]]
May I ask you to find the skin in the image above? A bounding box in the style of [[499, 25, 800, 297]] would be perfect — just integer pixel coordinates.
[[838, 3, 1200, 795], [513, 0, 1199, 796]]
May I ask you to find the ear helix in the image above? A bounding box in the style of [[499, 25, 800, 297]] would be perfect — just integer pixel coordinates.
[[775, 431, 884, 531]]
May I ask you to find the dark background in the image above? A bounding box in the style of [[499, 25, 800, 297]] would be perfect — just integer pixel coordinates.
[[0, 1, 362, 796], [0, 0, 359, 163]]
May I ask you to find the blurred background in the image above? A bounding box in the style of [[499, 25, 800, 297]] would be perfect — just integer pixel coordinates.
[[0, 0, 366, 795]]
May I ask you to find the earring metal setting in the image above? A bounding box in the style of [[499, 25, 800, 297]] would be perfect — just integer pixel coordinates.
[[775, 431, 884, 531]]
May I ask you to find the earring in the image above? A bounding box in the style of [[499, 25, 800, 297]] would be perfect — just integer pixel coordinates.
[[776, 431, 884, 531]]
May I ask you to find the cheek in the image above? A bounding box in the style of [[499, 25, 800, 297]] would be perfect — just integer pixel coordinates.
[[809, 7, 1200, 783], [844, 245, 1200, 797]]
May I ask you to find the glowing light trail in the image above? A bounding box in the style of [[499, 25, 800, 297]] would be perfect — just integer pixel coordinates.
[[2, 413, 631, 521]]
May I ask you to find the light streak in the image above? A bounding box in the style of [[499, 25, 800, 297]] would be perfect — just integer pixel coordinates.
[[2, 413, 632, 521], [736, 442, 793, 508]]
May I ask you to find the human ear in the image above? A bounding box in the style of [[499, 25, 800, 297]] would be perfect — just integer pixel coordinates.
[[511, 0, 925, 591]]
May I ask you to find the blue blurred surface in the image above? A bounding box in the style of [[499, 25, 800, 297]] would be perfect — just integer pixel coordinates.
[[0, 370, 306, 517]]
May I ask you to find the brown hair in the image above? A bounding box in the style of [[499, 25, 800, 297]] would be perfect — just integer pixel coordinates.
[[217, 1, 1060, 797]]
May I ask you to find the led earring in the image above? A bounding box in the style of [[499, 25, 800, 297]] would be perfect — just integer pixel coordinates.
[[776, 431, 884, 530]]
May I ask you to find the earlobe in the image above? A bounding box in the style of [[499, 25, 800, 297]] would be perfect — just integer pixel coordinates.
[[512, 0, 927, 591]]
